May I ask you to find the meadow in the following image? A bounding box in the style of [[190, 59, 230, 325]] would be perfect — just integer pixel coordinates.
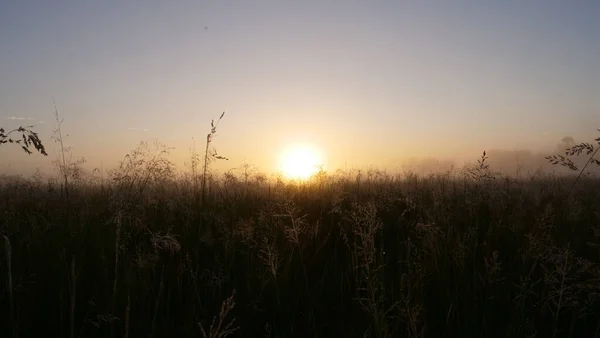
[[1, 137, 600, 338]]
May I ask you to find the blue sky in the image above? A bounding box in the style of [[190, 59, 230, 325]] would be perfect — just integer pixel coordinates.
[[1, 1, 599, 175]]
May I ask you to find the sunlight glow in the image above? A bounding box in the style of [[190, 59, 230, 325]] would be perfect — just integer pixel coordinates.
[[279, 145, 321, 180]]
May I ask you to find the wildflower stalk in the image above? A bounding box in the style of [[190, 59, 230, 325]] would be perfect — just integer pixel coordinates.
[[201, 112, 228, 207]]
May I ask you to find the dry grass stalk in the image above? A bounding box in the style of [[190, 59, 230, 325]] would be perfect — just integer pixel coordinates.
[[199, 290, 239, 338], [3, 235, 14, 338], [0, 125, 47, 155], [546, 129, 600, 197], [68, 256, 77, 338], [202, 112, 229, 206]]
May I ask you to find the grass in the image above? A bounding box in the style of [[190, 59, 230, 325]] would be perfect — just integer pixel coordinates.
[[1, 142, 600, 337]]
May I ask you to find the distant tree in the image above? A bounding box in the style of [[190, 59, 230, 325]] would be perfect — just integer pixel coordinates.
[[0, 125, 47, 155]]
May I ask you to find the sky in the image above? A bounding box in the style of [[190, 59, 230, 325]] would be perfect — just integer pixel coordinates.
[[1, 1, 599, 177]]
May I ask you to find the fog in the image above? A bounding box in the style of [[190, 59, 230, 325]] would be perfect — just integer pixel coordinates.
[[1, 132, 599, 182]]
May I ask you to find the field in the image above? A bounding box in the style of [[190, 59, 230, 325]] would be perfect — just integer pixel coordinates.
[[1, 146, 600, 338]]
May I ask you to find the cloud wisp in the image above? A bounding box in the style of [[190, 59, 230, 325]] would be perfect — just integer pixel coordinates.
[[127, 127, 149, 132], [4, 116, 44, 124]]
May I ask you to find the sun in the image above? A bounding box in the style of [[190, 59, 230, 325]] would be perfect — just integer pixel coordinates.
[[279, 145, 322, 180]]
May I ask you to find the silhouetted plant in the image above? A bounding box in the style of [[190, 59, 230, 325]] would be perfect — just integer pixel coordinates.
[[546, 129, 600, 195], [3, 235, 15, 338], [51, 103, 68, 174], [110, 140, 175, 205], [199, 289, 239, 338], [0, 125, 47, 156], [50, 103, 86, 204], [466, 150, 496, 181], [202, 112, 228, 206], [189, 137, 201, 206]]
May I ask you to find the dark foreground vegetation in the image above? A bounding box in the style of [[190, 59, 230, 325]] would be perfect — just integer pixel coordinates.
[[1, 121, 600, 338], [1, 148, 600, 338]]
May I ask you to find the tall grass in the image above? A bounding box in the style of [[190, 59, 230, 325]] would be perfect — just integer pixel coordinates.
[[1, 145, 600, 337], [3, 235, 15, 338]]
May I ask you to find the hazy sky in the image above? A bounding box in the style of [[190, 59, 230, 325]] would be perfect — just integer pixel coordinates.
[[1, 1, 599, 176]]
